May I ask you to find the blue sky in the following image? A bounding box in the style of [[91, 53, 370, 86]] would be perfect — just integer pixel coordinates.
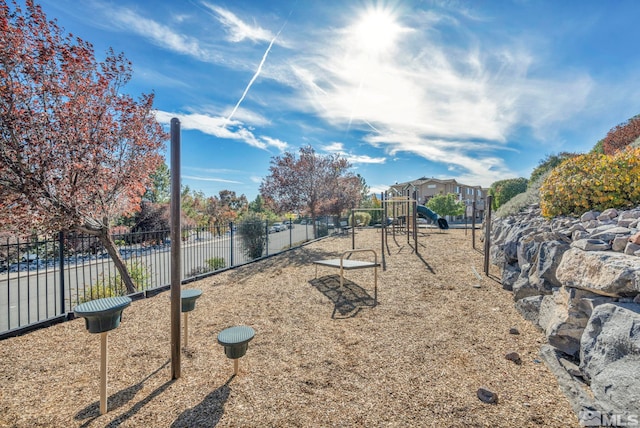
[[32, 0, 640, 200]]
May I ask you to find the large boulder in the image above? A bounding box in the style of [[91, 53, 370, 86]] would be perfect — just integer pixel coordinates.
[[580, 303, 640, 415], [538, 287, 602, 357], [556, 248, 640, 297], [515, 295, 544, 324]]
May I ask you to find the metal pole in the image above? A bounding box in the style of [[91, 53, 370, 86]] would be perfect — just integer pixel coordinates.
[[58, 231, 65, 315], [382, 192, 386, 255], [351, 208, 355, 250], [406, 190, 410, 244], [483, 195, 493, 276], [472, 200, 476, 249], [229, 222, 234, 266], [170, 118, 182, 379], [412, 191, 418, 251]]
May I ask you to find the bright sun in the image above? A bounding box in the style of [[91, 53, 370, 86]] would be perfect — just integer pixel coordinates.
[[352, 7, 402, 53]]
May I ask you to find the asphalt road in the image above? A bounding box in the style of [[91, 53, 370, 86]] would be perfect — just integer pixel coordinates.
[[0, 225, 317, 333]]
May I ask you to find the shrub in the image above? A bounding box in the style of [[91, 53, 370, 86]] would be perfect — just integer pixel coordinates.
[[489, 178, 528, 209], [316, 223, 328, 238], [78, 283, 121, 304], [591, 139, 605, 154], [602, 114, 640, 155], [79, 261, 150, 303], [495, 172, 550, 218], [206, 257, 225, 270], [349, 211, 371, 226], [238, 213, 265, 259], [529, 152, 579, 186], [540, 147, 640, 217]]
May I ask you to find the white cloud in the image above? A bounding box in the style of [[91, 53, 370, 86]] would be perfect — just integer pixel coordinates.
[[155, 110, 288, 152], [182, 175, 242, 184], [320, 141, 385, 165], [201, 3, 276, 44], [344, 154, 386, 165], [283, 8, 595, 188], [321, 142, 344, 152], [106, 7, 212, 60]]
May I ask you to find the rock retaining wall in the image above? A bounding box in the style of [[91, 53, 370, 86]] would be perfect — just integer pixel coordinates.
[[489, 205, 640, 420]]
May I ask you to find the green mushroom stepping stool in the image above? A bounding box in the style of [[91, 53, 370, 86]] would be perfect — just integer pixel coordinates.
[[180, 289, 202, 348], [74, 296, 132, 415], [217, 325, 255, 375]]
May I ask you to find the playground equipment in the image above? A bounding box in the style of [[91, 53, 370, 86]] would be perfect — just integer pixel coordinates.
[[416, 205, 449, 229]]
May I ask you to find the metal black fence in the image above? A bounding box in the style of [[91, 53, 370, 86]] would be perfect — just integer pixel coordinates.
[[0, 217, 338, 337]]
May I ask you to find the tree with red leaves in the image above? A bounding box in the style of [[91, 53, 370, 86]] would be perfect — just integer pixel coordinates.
[[0, 0, 166, 293], [326, 175, 364, 223], [602, 114, 640, 155], [260, 146, 356, 236]]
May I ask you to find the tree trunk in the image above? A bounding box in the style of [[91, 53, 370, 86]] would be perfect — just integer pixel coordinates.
[[75, 221, 137, 295], [98, 229, 137, 294]]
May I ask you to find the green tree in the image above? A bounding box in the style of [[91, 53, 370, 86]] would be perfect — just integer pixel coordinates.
[[529, 153, 578, 186], [238, 213, 266, 259], [145, 163, 171, 203], [356, 174, 370, 201], [489, 178, 528, 209], [426, 193, 465, 217], [249, 195, 266, 213]]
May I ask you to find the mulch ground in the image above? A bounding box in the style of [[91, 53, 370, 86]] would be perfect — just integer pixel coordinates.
[[0, 227, 579, 427]]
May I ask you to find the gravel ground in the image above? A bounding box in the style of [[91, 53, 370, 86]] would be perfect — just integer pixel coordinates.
[[0, 227, 579, 427]]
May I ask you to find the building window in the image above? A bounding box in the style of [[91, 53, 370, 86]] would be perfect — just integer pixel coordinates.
[[427, 184, 436, 189]]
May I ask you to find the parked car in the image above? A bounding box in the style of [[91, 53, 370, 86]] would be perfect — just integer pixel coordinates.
[[269, 222, 284, 233]]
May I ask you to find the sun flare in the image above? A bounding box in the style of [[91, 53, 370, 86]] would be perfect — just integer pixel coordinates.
[[352, 6, 402, 53]]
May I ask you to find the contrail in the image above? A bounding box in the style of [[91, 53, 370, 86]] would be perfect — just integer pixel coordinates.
[[224, 22, 286, 127]]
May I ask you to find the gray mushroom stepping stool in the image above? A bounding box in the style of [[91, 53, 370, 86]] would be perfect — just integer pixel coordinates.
[[180, 289, 202, 347], [217, 325, 255, 375], [74, 296, 132, 415]]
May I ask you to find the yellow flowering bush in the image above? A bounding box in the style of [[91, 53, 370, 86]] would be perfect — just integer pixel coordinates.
[[540, 147, 640, 217]]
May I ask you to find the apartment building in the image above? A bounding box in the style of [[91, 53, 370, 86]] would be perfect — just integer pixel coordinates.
[[388, 177, 487, 220]]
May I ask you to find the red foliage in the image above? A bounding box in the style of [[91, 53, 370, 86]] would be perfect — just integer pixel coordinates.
[[260, 146, 356, 220], [0, 0, 167, 235], [602, 115, 640, 155], [0, 0, 167, 292]]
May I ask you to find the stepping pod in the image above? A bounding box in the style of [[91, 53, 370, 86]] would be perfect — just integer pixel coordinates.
[[217, 325, 255, 375], [74, 296, 132, 415]]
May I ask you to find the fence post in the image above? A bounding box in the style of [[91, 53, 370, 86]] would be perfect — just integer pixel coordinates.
[[229, 221, 234, 267], [265, 221, 269, 256], [58, 231, 66, 315], [472, 200, 476, 249], [483, 195, 493, 276]]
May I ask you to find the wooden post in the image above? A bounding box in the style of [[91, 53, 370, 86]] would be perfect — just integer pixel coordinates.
[[183, 312, 189, 348], [170, 118, 182, 379], [234, 359, 239, 375], [100, 332, 108, 415]]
